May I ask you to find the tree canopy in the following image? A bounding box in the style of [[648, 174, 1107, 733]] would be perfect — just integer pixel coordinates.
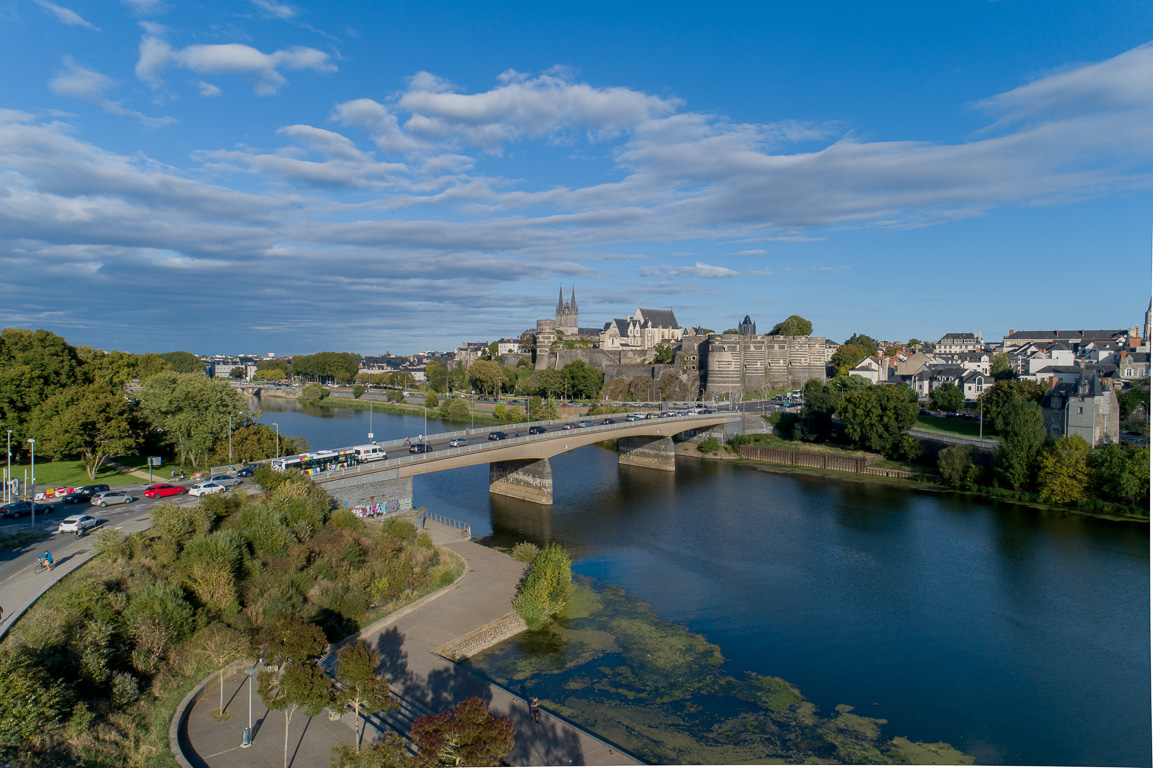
[[292, 352, 360, 385], [138, 372, 250, 466], [838, 384, 920, 459], [994, 396, 1046, 491], [769, 315, 813, 336], [843, 333, 879, 356], [930, 382, 965, 412], [562, 360, 604, 400], [159, 350, 203, 373]]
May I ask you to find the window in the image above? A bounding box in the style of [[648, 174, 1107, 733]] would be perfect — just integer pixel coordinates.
[[1077, 407, 1084, 414]]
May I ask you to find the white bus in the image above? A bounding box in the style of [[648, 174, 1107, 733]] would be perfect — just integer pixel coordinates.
[[352, 444, 387, 462]]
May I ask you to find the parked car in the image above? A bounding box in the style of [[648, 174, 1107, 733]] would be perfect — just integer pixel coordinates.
[[91, 490, 134, 507], [528, 425, 548, 434], [58, 514, 99, 535], [0, 500, 45, 518], [449, 438, 470, 447], [62, 484, 110, 504], [235, 465, 255, 477], [206, 474, 242, 487], [409, 443, 430, 453], [189, 481, 226, 497], [142, 484, 187, 498], [488, 431, 508, 440]]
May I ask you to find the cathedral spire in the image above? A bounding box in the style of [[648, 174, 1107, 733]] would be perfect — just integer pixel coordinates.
[[557, 286, 564, 312], [570, 285, 577, 310]]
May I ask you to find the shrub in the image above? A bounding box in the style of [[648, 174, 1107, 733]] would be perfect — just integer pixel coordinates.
[[93, 527, 131, 562], [510, 541, 540, 563], [939, 445, 979, 489], [329, 508, 363, 532], [110, 672, 139, 709], [352, 385, 366, 399], [512, 543, 573, 630], [492, 403, 507, 420], [430, 564, 457, 588], [0, 650, 67, 748], [698, 437, 721, 454], [382, 517, 417, 542], [126, 579, 196, 643]]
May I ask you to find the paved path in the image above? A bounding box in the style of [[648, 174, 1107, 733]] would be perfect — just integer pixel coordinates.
[[180, 530, 639, 767]]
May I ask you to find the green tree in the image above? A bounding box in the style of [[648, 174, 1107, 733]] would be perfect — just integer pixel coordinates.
[[254, 368, 289, 382], [795, 379, 839, 442], [292, 352, 360, 385], [229, 367, 246, 380], [467, 360, 504, 398], [80, 348, 139, 387], [512, 542, 573, 629], [160, 350, 203, 373], [0, 328, 87, 441], [651, 344, 675, 364], [259, 613, 333, 768], [335, 641, 396, 751], [135, 351, 173, 380], [978, 380, 1046, 433], [31, 383, 139, 479], [352, 385, 366, 399], [930, 382, 965, 412], [990, 353, 1015, 381], [1089, 444, 1150, 508], [425, 360, 449, 393], [839, 384, 920, 459], [138, 372, 250, 466], [0, 650, 67, 748], [1037, 435, 1091, 504], [769, 315, 813, 336], [412, 697, 515, 768], [561, 360, 603, 401], [1116, 385, 1150, 421], [938, 444, 979, 489], [829, 344, 868, 375], [332, 734, 413, 768], [193, 624, 250, 717], [993, 396, 1046, 491], [425, 391, 440, 409], [529, 368, 565, 399], [447, 364, 468, 393], [844, 333, 879, 356], [300, 383, 331, 404]]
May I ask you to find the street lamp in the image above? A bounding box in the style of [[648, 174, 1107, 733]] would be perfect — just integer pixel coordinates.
[[228, 413, 233, 464], [27, 438, 35, 530], [368, 401, 374, 443], [241, 660, 261, 747], [5, 429, 11, 504]]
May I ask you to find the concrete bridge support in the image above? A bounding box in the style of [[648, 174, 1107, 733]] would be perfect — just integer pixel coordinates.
[[489, 458, 554, 505], [617, 435, 676, 471], [317, 468, 414, 513]]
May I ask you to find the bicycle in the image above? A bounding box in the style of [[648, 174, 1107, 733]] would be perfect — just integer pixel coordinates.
[[34, 558, 51, 574]]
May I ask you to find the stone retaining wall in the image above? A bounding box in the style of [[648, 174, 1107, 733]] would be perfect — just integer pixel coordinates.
[[434, 611, 529, 662], [739, 445, 913, 479]]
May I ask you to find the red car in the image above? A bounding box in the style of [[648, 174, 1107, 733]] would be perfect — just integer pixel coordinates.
[[143, 484, 188, 498]]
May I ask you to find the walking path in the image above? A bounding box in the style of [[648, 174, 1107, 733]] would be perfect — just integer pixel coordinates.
[[178, 530, 639, 767]]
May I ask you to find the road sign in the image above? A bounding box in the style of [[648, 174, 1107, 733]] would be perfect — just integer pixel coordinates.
[[148, 456, 162, 466]]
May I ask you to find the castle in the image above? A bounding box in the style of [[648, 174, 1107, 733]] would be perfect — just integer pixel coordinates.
[[556, 286, 579, 337]]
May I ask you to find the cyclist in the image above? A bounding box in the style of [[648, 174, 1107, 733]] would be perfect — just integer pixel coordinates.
[[38, 551, 53, 572]]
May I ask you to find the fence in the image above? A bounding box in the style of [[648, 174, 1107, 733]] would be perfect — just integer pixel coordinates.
[[738, 445, 913, 479]]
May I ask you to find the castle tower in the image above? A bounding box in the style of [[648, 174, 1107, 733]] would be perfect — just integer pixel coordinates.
[[739, 315, 756, 336]]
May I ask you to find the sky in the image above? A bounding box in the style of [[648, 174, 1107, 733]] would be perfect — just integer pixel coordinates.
[[0, 0, 1151, 356]]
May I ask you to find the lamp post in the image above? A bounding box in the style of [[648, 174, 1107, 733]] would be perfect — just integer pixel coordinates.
[[228, 413, 233, 464], [27, 438, 35, 530], [241, 659, 261, 748], [5, 429, 10, 504], [272, 423, 279, 459], [368, 402, 374, 443]]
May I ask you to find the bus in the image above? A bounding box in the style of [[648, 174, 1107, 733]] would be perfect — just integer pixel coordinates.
[[271, 449, 359, 475]]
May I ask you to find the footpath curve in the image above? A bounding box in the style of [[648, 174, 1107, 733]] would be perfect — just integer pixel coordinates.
[[177, 529, 640, 767]]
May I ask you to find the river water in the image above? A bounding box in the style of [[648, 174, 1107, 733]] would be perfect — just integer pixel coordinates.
[[255, 398, 1151, 766]]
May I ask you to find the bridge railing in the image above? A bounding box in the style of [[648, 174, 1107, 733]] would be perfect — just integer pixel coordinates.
[[311, 412, 741, 481]]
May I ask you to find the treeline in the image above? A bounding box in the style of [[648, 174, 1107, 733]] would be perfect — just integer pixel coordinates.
[[291, 351, 360, 385], [0, 328, 301, 475], [425, 358, 605, 401]]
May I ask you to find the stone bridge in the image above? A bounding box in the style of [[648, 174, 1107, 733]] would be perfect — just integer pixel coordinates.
[[313, 413, 743, 508]]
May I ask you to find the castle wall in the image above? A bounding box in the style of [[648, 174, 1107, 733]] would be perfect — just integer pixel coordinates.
[[703, 334, 826, 398]]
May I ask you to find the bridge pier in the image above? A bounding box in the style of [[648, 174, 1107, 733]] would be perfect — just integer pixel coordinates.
[[617, 435, 676, 471], [317, 468, 414, 514], [489, 458, 553, 505]]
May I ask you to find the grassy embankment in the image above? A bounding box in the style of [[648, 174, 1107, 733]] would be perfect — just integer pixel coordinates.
[[914, 414, 987, 438], [7, 458, 141, 489]]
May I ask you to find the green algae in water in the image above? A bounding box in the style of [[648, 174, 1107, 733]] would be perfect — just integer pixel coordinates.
[[465, 577, 974, 765]]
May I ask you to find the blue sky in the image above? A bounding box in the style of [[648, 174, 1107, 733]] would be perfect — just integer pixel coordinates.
[[1, 0, 1151, 355]]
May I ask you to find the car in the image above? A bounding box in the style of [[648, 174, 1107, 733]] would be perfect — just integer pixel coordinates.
[[487, 431, 508, 440], [58, 514, 99, 535], [409, 443, 430, 453], [90, 490, 134, 507], [235, 465, 255, 477], [189, 481, 226, 497], [62, 484, 110, 503], [142, 484, 187, 498], [577, 420, 593, 427], [206, 474, 243, 487], [626, 414, 641, 422], [561, 423, 577, 430], [449, 438, 470, 447], [601, 418, 616, 424], [0, 500, 46, 518], [528, 425, 548, 434]]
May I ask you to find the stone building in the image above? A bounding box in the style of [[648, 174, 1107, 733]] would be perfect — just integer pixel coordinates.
[[600, 307, 684, 350], [936, 332, 983, 354], [556, 286, 579, 337], [1040, 371, 1120, 446], [699, 319, 826, 399]]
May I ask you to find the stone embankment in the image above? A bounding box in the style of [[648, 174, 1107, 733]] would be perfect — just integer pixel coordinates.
[[435, 611, 529, 661], [738, 445, 914, 478]]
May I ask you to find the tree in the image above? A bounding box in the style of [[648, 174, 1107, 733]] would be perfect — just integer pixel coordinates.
[[32, 383, 139, 479], [412, 697, 515, 768], [839, 385, 920, 459], [1116, 385, 1150, 421], [512, 542, 573, 629], [844, 333, 879, 356], [1089, 444, 1150, 508], [331, 734, 413, 768], [561, 360, 603, 401], [300, 384, 331, 404], [994, 396, 1045, 491], [938, 444, 979, 489], [930, 382, 965, 412], [352, 385, 366, 399], [160, 350, 203, 373], [135, 352, 173, 380], [254, 368, 289, 382], [335, 641, 395, 751], [467, 360, 504, 398], [292, 352, 360, 385], [0, 328, 87, 441], [829, 344, 867, 376], [794, 379, 839, 443], [258, 613, 333, 768], [194, 624, 250, 717], [425, 360, 449, 393], [769, 315, 813, 336], [978, 379, 1046, 432], [651, 344, 675, 364], [138, 372, 250, 466], [229, 367, 246, 380], [990, 353, 1015, 381], [529, 368, 564, 399], [425, 391, 440, 409], [1037, 435, 1091, 504]]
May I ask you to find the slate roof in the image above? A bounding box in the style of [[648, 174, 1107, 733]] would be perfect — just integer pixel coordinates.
[[636, 307, 680, 328], [941, 332, 979, 341], [1005, 329, 1127, 342], [602, 319, 630, 336]]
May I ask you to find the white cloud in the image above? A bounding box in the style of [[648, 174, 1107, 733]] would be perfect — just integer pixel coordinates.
[[34, 0, 99, 30], [135, 27, 335, 95], [810, 265, 850, 273], [197, 80, 221, 97], [732, 249, 767, 256], [639, 262, 738, 279], [49, 58, 173, 126], [249, 0, 298, 19], [120, 0, 164, 13]]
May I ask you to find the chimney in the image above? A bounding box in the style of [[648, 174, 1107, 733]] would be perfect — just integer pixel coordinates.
[[1048, 375, 1057, 390]]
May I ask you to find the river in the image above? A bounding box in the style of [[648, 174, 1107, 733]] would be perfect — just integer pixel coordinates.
[[255, 397, 1151, 766]]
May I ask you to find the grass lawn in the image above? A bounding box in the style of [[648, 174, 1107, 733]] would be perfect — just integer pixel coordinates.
[[8, 458, 141, 488], [915, 414, 987, 437]]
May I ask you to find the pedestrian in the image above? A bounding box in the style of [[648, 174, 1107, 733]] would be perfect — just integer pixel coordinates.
[[0, 604, 4, 623], [530, 696, 540, 723]]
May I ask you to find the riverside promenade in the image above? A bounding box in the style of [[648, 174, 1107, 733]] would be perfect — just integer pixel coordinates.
[[178, 529, 639, 767]]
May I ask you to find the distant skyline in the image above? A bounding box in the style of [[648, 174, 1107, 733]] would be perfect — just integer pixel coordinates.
[[1, 0, 1151, 355]]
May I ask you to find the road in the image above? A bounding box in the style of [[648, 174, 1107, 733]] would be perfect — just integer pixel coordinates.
[[0, 478, 244, 639]]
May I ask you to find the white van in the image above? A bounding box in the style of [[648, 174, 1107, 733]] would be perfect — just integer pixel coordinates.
[[353, 444, 387, 462]]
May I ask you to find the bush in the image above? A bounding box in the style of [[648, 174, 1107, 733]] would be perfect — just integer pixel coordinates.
[[382, 517, 417, 542], [93, 527, 131, 561], [109, 672, 139, 709], [698, 437, 721, 454], [352, 385, 366, 399], [510, 541, 540, 563], [938, 445, 979, 489], [512, 543, 573, 630], [300, 383, 330, 403]]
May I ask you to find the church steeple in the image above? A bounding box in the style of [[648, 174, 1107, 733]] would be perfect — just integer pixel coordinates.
[[557, 286, 565, 312], [570, 286, 577, 311]]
